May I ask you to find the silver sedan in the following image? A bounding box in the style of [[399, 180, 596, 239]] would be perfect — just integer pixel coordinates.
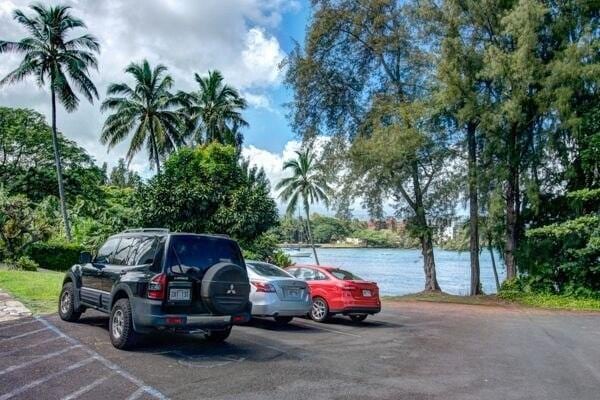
[[246, 260, 311, 324]]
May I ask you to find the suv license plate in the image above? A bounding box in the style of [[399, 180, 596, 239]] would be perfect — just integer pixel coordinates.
[[169, 288, 191, 301], [362, 290, 372, 297]]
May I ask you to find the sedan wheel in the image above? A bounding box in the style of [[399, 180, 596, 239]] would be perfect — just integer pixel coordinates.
[[310, 297, 329, 322]]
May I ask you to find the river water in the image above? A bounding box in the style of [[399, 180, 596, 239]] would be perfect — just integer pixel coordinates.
[[288, 248, 506, 296]]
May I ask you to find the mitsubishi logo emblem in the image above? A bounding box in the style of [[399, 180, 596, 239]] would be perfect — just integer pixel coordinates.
[[226, 284, 236, 295]]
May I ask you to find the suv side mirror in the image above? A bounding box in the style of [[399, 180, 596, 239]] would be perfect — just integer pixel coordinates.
[[79, 251, 92, 264]]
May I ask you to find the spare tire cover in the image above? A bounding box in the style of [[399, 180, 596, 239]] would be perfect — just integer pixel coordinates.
[[201, 262, 250, 315]]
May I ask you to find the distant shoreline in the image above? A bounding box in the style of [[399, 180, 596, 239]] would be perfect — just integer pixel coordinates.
[[278, 243, 418, 249]]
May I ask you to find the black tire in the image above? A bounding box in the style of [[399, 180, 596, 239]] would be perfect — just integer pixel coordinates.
[[205, 326, 232, 343], [310, 297, 330, 322], [109, 298, 139, 350], [349, 314, 368, 322], [274, 316, 294, 325], [58, 282, 81, 322]]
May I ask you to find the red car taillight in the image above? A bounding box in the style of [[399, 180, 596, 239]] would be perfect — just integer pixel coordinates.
[[251, 280, 276, 293], [147, 273, 167, 300]]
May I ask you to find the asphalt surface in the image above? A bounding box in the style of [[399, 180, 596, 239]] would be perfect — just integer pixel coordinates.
[[0, 301, 599, 400]]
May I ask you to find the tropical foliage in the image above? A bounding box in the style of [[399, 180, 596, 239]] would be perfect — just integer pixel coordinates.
[[101, 60, 183, 173], [179, 70, 248, 147], [0, 3, 100, 240], [137, 143, 278, 249], [276, 148, 331, 264]]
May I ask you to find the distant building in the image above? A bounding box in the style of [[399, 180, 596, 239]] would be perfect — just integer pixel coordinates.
[[367, 217, 406, 232]]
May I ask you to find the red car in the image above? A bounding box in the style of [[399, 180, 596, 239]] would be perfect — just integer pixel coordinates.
[[287, 265, 381, 322]]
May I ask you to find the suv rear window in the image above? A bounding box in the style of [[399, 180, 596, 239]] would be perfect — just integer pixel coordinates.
[[166, 235, 244, 272], [247, 262, 292, 278]]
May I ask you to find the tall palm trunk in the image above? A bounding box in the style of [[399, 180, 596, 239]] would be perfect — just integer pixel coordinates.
[[467, 122, 481, 295], [304, 200, 320, 265], [50, 85, 72, 241], [149, 123, 161, 173]]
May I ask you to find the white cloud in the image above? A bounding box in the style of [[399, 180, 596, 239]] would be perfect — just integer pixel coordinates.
[[241, 27, 285, 88], [0, 0, 293, 172]]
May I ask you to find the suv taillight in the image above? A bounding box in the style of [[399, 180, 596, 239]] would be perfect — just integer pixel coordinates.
[[251, 280, 276, 293], [147, 273, 167, 300]]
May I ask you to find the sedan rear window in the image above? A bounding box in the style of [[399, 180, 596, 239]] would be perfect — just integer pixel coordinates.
[[330, 269, 362, 281], [166, 235, 243, 272], [247, 262, 292, 278]]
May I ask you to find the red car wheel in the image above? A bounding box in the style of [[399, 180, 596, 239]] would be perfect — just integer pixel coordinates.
[[311, 297, 329, 322]]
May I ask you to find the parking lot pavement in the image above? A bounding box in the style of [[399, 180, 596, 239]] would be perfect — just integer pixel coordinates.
[[1, 302, 599, 400]]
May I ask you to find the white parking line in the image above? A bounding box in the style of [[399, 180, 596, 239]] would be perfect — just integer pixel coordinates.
[[0, 320, 38, 332], [0, 327, 49, 342], [126, 387, 146, 400], [36, 317, 169, 400], [0, 336, 61, 357], [61, 373, 114, 400], [0, 357, 95, 400], [0, 345, 82, 376], [292, 320, 362, 338]]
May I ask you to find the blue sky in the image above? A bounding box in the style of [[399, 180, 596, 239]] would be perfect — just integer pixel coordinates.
[[243, 1, 310, 154], [0, 0, 375, 216]]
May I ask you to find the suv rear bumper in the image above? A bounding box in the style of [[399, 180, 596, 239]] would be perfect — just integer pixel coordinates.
[[133, 298, 251, 333]]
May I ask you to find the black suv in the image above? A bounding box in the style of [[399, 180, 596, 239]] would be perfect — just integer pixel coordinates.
[[58, 229, 251, 349]]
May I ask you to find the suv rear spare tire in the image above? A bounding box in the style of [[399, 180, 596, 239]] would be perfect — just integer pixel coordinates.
[[201, 262, 250, 315]]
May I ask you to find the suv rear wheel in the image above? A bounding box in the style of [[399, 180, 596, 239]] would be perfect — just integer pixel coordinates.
[[109, 298, 139, 350], [205, 326, 232, 343], [59, 282, 82, 322]]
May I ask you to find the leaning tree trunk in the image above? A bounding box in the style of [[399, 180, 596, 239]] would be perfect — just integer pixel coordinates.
[[50, 86, 72, 241], [304, 201, 320, 265], [467, 122, 481, 295], [488, 235, 501, 292], [412, 161, 440, 292]]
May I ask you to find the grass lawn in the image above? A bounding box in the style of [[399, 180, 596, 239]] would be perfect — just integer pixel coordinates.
[[0, 269, 63, 314], [385, 291, 600, 312]]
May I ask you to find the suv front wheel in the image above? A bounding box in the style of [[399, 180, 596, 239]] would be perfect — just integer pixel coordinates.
[[58, 282, 81, 322], [109, 298, 139, 350]]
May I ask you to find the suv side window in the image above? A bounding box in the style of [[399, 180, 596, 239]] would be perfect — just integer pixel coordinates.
[[113, 237, 135, 266], [150, 238, 166, 273], [95, 238, 119, 264], [133, 237, 158, 266]]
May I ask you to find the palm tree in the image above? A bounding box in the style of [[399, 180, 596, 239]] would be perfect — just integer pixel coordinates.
[[0, 4, 100, 241], [180, 70, 247, 146], [276, 148, 331, 264], [101, 60, 183, 173]]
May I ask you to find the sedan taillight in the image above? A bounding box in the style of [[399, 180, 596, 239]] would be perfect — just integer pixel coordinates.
[[147, 273, 167, 300], [251, 280, 276, 293]]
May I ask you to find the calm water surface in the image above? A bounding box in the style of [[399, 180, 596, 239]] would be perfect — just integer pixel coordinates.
[[289, 248, 506, 296]]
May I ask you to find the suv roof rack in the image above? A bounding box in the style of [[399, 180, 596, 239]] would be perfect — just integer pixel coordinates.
[[121, 228, 170, 234]]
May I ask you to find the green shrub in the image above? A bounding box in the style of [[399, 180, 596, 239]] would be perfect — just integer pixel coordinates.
[[6, 256, 38, 271], [26, 241, 84, 271]]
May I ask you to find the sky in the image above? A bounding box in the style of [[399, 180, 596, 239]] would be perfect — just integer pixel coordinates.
[[0, 0, 394, 218]]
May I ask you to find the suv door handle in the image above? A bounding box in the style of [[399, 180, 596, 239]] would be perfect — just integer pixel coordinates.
[[119, 270, 127, 276]]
